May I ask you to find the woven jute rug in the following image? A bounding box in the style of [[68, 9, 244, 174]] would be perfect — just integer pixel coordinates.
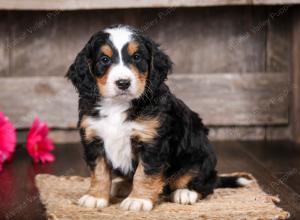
[[35, 173, 290, 220]]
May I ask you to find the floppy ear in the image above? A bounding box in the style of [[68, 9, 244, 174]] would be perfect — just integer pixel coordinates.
[[66, 40, 98, 99], [146, 38, 173, 89]]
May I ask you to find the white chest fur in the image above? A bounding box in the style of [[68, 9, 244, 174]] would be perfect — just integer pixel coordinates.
[[86, 100, 136, 174]]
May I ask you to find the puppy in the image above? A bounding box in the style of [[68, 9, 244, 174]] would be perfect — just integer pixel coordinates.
[[67, 25, 251, 211]]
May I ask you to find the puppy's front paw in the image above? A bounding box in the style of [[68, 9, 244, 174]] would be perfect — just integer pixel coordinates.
[[78, 194, 108, 208], [171, 189, 198, 205], [120, 197, 153, 211]]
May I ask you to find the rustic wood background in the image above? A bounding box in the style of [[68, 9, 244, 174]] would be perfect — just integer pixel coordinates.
[[0, 4, 297, 142]]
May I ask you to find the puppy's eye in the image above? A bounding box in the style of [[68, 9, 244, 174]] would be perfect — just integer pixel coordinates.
[[100, 56, 111, 65], [132, 53, 141, 62]]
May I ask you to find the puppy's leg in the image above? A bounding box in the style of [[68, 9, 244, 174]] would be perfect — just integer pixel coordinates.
[[78, 157, 112, 208], [78, 124, 111, 208], [169, 172, 199, 205], [120, 162, 164, 211], [78, 118, 112, 208]]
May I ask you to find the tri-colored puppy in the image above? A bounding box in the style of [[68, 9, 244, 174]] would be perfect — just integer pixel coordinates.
[[67, 25, 251, 211]]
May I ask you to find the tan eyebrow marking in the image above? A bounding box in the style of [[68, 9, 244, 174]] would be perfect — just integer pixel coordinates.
[[127, 41, 139, 56], [100, 44, 113, 57]]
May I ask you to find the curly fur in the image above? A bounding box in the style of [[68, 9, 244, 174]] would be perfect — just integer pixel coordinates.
[[67, 25, 249, 210]]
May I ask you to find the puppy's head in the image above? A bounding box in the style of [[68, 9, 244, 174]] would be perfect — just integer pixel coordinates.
[[67, 25, 172, 101]]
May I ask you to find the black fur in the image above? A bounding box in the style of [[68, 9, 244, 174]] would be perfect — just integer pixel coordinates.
[[67, 25, 245, 199]]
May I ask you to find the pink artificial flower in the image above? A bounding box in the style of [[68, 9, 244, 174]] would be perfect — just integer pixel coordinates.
[[0, 112, 17, 172], [26, 118, 55, 163]]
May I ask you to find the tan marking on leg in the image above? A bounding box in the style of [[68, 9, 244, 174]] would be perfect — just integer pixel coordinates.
[[128, 162, 164, 203], [169, 173, 195, 190], [127, 41, 139, 56], [78, 158, 112, 208], [132, 117, 160, 143], [88, 158, 112, 200], [168, 171, 202, 200], [100, 44, 113, 57]]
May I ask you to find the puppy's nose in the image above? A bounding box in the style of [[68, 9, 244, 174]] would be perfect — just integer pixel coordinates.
[[115, 79, 131, 90]]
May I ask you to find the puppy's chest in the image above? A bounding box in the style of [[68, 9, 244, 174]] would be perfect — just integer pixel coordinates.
[[90, 110, 135, 174], [86, 103, 159, 174]]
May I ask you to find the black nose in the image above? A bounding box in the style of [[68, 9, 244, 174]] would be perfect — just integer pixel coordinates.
[[115, 79, 131, 90]]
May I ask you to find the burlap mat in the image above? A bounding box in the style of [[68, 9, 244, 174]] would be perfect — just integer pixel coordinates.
[[35, 173, 290, 220]]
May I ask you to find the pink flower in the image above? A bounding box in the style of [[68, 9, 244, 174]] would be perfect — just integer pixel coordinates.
[[0, 112, 17, 172], [26, 118, 55, 163]]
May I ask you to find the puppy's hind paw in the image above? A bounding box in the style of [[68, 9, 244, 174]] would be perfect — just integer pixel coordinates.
[[120, 197, 153, 211], [171, 189, 198, 205], [78, 194, 108, 208]]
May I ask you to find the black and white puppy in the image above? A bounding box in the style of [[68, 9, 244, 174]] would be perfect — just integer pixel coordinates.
[[67, 25, 251, 211]]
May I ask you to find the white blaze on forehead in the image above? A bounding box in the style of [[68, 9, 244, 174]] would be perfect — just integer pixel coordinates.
[[104, 26, 133, 61], [103, 26, 140, 99]]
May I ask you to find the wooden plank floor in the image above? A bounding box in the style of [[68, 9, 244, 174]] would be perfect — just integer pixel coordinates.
[[0, 141, 299, 220]]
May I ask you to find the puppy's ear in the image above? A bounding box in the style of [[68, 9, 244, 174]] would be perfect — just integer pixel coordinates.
[[66, 39, 98, 99], [145, 37, 173, 88]]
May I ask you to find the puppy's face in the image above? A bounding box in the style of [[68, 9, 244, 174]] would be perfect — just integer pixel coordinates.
[[93, 27, 150, 100], [67, 25, 172, 101]]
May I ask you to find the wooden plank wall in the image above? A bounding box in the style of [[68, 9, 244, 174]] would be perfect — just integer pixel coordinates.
[[0, 6, 293, 142], [0, 73, 289, 128], [292, 6, 300, 143], [0, 12, 9, 76], [0, 0, 298, 10]]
